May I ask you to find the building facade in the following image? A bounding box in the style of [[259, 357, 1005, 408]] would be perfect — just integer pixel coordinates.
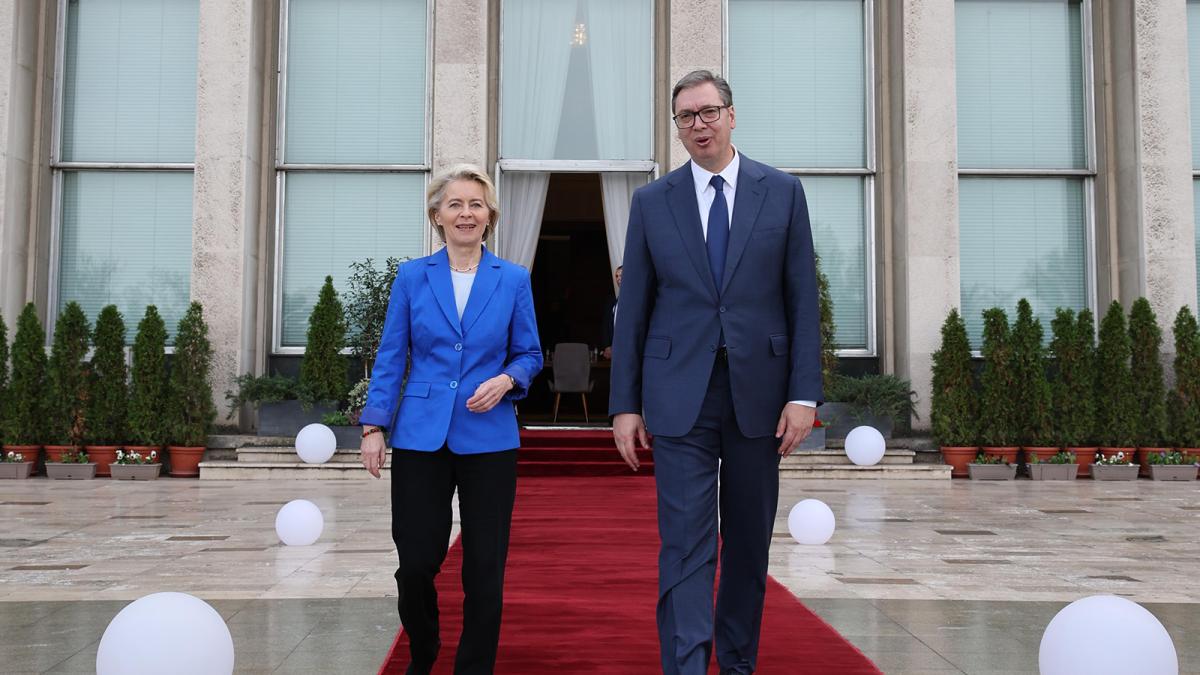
[[0, 0, 1196, 429]]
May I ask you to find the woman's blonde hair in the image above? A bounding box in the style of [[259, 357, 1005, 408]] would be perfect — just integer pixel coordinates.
[[426, 164, 500, 242]]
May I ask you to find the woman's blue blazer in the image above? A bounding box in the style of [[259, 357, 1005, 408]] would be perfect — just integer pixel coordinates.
[[359, 246, 543, 454]]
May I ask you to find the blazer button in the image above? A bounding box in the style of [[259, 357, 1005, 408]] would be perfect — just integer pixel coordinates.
[[450, 381, 458, 389], [710, 345, 716, 352], [719, 306, 726, 313], [454, 343, 463, 352]]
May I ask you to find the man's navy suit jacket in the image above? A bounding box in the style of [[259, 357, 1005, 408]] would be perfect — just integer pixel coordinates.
[[608, 155, 823, 439]]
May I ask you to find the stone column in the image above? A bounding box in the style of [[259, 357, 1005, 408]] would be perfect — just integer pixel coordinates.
[[192, 0, 267, 424], [887, 0, 960, 429], [432, 0, 488, 173], [667, 0, 723, 171], [1107, 1, 1197, 333]]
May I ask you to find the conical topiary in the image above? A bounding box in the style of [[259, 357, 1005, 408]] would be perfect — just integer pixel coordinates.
[[0, 314, 9, 446], [815, 252, 837, 387], [3, 303, 47, 445], [1168, 306, 1200, 448], [1011, 299, 1054, 446], [167, 302, 215, 447], [45, 302, 91, 446], [979, 307, 1018, 447], [85, 305, 128, 445], [128, 305, 169, 447], [299, 276, 348, 404], [1095, 301, 1137, 447], [1049, 308, 1096, 447], [930, 308, 978, 447], [1129, 298, 1167, 448]]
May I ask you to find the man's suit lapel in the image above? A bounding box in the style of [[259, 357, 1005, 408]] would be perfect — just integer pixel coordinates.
[[721, 158, 767, 294], [461, 248, 502, 335], [666, 163, 720, 302], [425, 248, 463, 337]]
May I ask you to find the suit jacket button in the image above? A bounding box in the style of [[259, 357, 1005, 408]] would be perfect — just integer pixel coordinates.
[[454, 343, 463, 352], [450, 381, 458, 389], [710, 345, 716, 352], [719, 306, 726, 313]]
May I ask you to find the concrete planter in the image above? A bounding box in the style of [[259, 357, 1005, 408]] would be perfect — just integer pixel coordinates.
[[818, 402, 893, 439], [110, 464, 162, 481], [1091, 464, 1139, 481], [0, 462, 34, 479], [797, 426, 826, 451], [968, 463, 1017, 480], [1029, 464, 1078, 481], [1149, 464, 1198, 481], [45, 462, 97, 480], [330, 425, 364, 449], [257, 400, 338, 436]]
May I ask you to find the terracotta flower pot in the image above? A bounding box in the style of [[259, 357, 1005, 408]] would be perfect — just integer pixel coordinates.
[[42, 445, 74, 463], [1067, 447, 1098, 477], [167, 446, 206, 477], [1135, 447, 1170, 478], [980, 446, 1019, 464], [85, 446, 120, 477], [940, 446, 978, 478]]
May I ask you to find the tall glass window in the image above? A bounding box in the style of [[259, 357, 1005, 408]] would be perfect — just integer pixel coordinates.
[[956, 0, 1092, 346], [1189, 0, 1200, 301], [55, 0, 199, 339], [277, 0, 428, 348], [728, 0, 872, 351]]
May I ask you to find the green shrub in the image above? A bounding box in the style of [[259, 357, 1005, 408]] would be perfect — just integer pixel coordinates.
[[224, 373, 305, 413], [166, 303, 215, 447], [344, 257, 401, 378], [815, 252, 837, 386], [0, 314, 8, 445], [85, 305, 127, 444], [45, 302, 91, 446], [1129, 298, 1167, 447], [1168, 306, 1200, 448], [299, 276, 348, 403], [978, 307, 1018, 446], [1050, 309, 1096, 446], [824, 374, 917, 429], [2, 304, 47, 445], [128, 306, 169, 446], [1095, 301, 1137, 447], [1011, 299, 1053, 446], [930, 308, 978, 447]]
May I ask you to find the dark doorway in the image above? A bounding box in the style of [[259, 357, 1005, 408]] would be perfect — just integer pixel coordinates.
[[525, 173, 615, 424]]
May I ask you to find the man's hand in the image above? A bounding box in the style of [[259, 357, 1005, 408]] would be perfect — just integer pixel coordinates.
[[466, 374, 515, 413], [613, 413, 649, 471], [775, 404, 816, 457], [360, 429, 386, 478]]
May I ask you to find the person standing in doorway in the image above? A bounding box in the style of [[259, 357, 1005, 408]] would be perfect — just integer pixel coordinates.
[[609, 71, 822, 675], [601, 265, 622, 360]]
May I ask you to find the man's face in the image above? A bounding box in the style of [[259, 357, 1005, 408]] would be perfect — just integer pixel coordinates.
[[674, 82, 735, 172], [615, 268, 623, 288]]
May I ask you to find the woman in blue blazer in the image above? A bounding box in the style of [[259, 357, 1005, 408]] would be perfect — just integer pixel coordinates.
[[359, 164, 542, 675]]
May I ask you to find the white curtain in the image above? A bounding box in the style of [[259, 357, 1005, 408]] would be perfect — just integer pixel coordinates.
[[599, 172, 650, 280], [499, 172, 551, 270], [585, 0, 652, 160], [499, 0, 577, 159]]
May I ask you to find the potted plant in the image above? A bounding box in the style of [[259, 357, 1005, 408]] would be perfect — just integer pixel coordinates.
[[345, 256, 402, 379], [931, 309, 978, 477], [321, 377, 371, 448], [299, 274, 348, 400], [1051, 308, 1099, 477], [1146, 450, 1198, 481], [815, 252, 838, 389], [45, 447, 95, 480], [978, 307, 1019, 464], [109, 448, 161, 481], [821, 374, 916, 439], [1012, 299, 1057, 465], [1094, 301, 1137, 476], [44, 301, 90, 464], [1028, 450, 1078, 481], [2, 303, 47, 466], [1091, 450, 1139, 481], [0, 314, 8, 452], [1128, 298, 1169, 476], [166, 302, 216, 477], [1168, 306, 1200, 461], [0, 449, 34, 479], [127, 306, 169, 466], [225, 372, 327, 436], [83, 305, 127, 476], [968, 452, 1016, 480]]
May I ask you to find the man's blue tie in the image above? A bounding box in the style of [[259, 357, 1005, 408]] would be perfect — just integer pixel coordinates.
[[707, 174, 730, 294]]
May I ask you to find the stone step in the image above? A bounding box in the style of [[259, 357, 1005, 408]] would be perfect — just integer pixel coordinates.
[[199, 460, 385, 480], [786, 449, 915, 465], [235, 447, 373, 463], [779, 463, 951, 480]]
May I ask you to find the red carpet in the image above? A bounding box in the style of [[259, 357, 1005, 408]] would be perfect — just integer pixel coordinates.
[[378, 477, 881, 674], [517, 428, 655, 476]]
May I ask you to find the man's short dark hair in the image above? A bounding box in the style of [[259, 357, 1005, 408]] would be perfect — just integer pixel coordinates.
[[671, 70, 733, 113]]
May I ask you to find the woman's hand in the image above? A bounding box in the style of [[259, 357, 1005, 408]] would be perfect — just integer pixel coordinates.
[[466, 374, 515, 414], [360, 428, 387, 478]]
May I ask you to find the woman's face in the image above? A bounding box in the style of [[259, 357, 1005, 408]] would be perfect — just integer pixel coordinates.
[[436, 179, 490, 248]]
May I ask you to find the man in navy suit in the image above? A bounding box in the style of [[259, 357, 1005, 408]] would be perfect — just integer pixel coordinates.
[[609, 70, 822, 675], [601, 265, 622, 360]]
